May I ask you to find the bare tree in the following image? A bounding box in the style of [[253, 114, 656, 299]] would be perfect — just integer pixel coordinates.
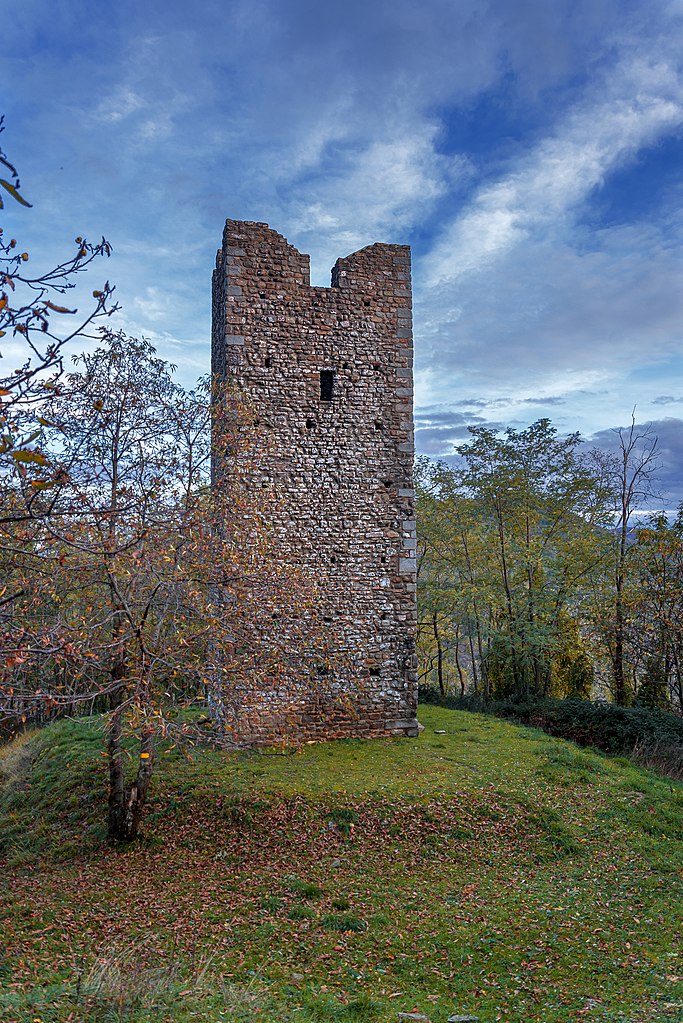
[[610, 416, 660, 704], [0, 115, 116, 474], [589, 414, 661, 705]]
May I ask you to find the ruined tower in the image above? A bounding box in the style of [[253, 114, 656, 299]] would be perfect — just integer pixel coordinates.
[[212, 220, 418, 742]]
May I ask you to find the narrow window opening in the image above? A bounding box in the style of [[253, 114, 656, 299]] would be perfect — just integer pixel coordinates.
[[306, 419, 315, 430], [374, 420, 382, 430], [320, 369, 334, 402], [369, 667, 381, 677], [264, 356, 271, 368]]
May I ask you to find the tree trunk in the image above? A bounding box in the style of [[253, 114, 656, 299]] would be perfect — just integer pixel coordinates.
[[107, 698, 125, 839], [453, 624, 465, 697], [614, 587, 627, 705], [467, 630, 479, 696], [108, 719, 155, 842], [432, 611, 445, 696]]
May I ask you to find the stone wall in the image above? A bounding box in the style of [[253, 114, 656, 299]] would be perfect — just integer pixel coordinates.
[[211, 220, 418, 743]]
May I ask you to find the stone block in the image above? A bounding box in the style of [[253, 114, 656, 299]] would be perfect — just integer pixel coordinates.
[[399, 558, 416, 573]]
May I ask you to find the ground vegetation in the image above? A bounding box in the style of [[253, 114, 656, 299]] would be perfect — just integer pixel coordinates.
[[1, 705, 681, 1023]]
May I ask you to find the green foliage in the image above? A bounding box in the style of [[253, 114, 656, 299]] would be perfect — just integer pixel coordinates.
[[285, 876, 324, 899], [321, 913, 367, 933], [416, 419, 683, 712], [326, 806, 358, 836], [288, 903, 316, 920], [417, 420, 613, 704], [549, 611, 595, 700], [628, 508, 683, 709]]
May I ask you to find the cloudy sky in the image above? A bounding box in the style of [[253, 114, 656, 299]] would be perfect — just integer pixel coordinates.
[[3, 0, 682, 504]]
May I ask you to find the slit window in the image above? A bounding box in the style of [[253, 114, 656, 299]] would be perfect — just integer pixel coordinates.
[[320, 369, 335, 402]]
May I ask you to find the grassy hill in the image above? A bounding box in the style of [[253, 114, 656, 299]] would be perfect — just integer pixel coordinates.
[[1, 705, 682, 1023]]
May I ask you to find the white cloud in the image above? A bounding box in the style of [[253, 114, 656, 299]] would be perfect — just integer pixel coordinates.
[[423, 55, 683, 287], [287, 123, 472, 275], [417, 219, 683, 395], [95, 87, 145, 124]]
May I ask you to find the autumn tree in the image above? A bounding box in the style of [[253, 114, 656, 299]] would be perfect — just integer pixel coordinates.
[[417, 421, 612, 701], [629, 509, 683, 710], [416, 458, 493, 699], [0, 116, 116, 667], [1, 332, 328, 840]]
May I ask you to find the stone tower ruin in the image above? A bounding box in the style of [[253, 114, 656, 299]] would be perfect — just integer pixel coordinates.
[[212, 220, 418, 742]]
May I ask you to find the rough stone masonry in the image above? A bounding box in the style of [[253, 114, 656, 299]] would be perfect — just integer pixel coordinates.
[[212, 220, 418, 742]]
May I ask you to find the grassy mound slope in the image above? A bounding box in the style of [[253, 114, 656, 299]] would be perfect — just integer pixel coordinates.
[[1, 706, 682, 1023]]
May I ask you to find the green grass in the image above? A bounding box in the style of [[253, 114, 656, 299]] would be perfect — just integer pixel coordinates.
[[1, 705, 682, 1022]]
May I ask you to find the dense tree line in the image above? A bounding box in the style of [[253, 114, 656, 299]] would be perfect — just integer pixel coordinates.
[[416, 419, 681, 711]]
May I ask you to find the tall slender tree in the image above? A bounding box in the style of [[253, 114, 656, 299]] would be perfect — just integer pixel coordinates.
[[605, 418, 660, 705]]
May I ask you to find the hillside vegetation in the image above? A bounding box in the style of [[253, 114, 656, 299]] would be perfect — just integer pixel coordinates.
[[1, 705, 682, 1023]]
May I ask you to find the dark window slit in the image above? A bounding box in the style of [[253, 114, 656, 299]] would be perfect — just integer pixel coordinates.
[[320, 369, 334, 401]]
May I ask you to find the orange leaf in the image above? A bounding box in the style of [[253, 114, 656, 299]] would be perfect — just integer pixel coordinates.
[[45, 300, 76, 314]]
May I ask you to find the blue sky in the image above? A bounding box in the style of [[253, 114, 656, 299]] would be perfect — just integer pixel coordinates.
[[2, 0, 682, 504]]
